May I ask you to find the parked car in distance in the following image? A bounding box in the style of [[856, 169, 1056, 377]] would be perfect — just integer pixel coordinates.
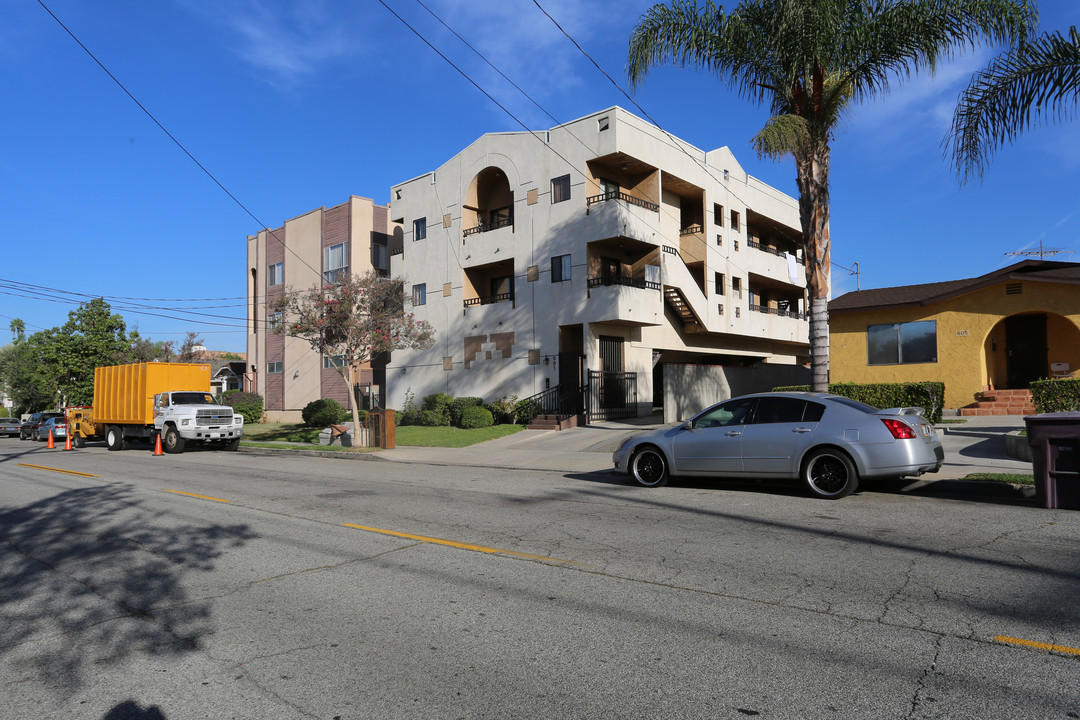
[[0, 417, 21, 437], [21, 411, 64, 440], [35, 416, 68, 442], [612, 392, 944, 499]]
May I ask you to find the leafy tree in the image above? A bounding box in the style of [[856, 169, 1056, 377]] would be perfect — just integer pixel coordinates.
[[949, 26, 1080, 183], [177, 332, 204, 363], [272, 271, 435, 434], [627, 0, 1034, 390], [0, 335, 54, 414], [43, 298, 134, 405], [127, 333, 175, 363]]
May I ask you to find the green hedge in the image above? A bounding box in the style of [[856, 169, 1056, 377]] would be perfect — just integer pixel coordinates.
[[449, 397, 484, 426], [222, 390, 265, 425], [301, 398, 350, 427], [460, 406, 494, 429], [1031, 378, 1080, 413], [772, 381, 945, 424]]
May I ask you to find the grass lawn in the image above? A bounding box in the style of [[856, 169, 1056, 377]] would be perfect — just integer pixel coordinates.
[[961, 472, 1035, 485], [395, 424, 525, 447], [242, 421, 526, 448]]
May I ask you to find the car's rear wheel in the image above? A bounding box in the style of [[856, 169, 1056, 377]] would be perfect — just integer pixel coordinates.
[[802, 449, 858, 499], [631, 446, 670, 487]]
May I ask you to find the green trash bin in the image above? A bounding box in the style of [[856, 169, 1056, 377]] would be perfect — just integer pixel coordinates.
[[1024, 412, 1080, 510]]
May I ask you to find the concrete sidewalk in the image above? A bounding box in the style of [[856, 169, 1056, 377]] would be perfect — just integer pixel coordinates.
[[376, 413, 1036, 480]]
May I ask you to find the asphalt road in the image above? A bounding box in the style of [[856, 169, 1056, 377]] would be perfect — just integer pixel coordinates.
[[1, 439, 1077, 719]]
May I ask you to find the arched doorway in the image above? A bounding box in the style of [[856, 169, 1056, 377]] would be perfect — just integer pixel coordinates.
[[986, 312, 1080, 389]]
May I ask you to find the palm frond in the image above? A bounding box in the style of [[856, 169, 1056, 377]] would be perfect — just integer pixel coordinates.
[[752, 113, 811, 160], [949, 26, 1080, 184]]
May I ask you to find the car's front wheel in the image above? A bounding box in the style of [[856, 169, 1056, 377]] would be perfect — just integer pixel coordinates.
[[802, 448, 858, 499], [630, 446, 670, 487]]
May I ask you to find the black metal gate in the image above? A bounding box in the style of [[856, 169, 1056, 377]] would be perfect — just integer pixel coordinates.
[[587, 370, 638, 421]]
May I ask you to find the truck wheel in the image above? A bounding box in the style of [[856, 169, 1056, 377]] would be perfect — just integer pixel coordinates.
[[224, 438, 240, 451], [73, 435, 86, 449], [163, 426, 185, 454], [106, 426, 128, 451]]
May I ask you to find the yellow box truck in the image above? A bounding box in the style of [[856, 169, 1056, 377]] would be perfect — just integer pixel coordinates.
[[70, 362, 243, 453]]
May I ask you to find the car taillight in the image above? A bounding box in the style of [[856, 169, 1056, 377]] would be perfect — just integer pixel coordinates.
[[881, 418, 916, 439]]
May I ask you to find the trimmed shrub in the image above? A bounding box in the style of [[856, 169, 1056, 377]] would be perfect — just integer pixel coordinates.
[[420, 393, 453, 426], [302, 398, 350, 427], [1031, 378, 1080, 413], [222, 390, 264, 425], [772, 381, 945, 424], [450, 396, 483, 427], [416, 408, 449, 426], [460, 406, 494, 429], [487, 395, 518, 424], [514, 398, 542, 425]]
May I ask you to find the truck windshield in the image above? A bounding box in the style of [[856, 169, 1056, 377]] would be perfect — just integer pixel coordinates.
[[172, 393, 215, 405]]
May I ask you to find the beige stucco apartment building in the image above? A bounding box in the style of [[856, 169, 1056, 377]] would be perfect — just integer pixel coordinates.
[[246, 196, 393, 421], [386, 107, 811, 420]]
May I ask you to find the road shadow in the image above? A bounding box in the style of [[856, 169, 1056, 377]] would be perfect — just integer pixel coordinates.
[[0, 485, 255, 696]]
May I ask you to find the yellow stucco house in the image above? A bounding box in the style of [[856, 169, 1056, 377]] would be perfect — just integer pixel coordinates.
[[829, 260, 1080, 411]]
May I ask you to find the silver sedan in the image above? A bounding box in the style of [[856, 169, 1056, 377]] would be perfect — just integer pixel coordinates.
[[612, 392, 943, 499]]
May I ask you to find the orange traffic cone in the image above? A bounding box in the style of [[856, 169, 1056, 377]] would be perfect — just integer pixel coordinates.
[[154, 432, 164, 456], [64, 432, 73, 450], [47, 429, 55, 449]]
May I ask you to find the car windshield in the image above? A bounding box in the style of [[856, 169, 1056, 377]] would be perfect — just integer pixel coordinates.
[[171, 392, 215, 405]]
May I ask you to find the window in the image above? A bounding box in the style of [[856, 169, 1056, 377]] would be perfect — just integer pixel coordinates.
[[323, 355, 346, 369], [267, 361, 283, 374], [868, 320, 937, 365], [491, 275, 512, 300], [598, 116, 610, 131], [551, 175, 570, 203], [268, 312, 282, 331], [714, 204, 724, 227], [732, 277, 742, 298], [412, 283, 427, 306], [324, 242, 348, 284], [716, 234, 722, 246], [692, 397, 756, 429], [734, 239, 739, 251], [714, 272, 725, 295], [413, 217, 427, 241], [551, 254, 571, 282], [599, 177, 620, 196], [268, 262, 283, 287], [730, 210, 741, 231], [752, 397, 825, 424]]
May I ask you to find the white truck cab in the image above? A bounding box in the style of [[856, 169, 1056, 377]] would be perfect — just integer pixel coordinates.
[[153, 391, 244, 453]]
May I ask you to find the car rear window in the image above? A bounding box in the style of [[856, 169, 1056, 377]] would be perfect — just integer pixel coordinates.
[[828, 397, 879, 413]]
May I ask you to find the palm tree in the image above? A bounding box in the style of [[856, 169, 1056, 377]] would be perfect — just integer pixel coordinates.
[[949, 26, 1080, 184], [9, 318, 25, 343], [628, 0, 1034, 391]]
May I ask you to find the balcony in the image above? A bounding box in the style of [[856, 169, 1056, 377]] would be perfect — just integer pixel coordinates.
[[464, 292, 512, 308], [586, 190, 659, 213], [464, 211, 513, 238], [584, 273, 662, 327]]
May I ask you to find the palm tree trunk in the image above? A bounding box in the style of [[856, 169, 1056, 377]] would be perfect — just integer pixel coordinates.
[[796, 146, 832, 392]]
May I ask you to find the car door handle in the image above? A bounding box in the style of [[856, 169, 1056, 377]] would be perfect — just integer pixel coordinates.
[[725, 430, 742, 437], [793, 427, 813, 433]]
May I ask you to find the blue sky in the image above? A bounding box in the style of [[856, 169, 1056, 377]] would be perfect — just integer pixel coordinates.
[[4, 0, 1079, 354]]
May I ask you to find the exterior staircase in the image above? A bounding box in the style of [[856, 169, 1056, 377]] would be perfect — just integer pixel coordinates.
[[526, 414, 582, 431], [960, 389, 1036, 416], [663, 286, 703, 332]]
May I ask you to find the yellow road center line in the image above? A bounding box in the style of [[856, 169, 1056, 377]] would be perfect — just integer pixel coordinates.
[[342, 523, 585, 565], [162, 489, 230, 503], [995, 635, 1080, 656], [17, 463, 100, 478]]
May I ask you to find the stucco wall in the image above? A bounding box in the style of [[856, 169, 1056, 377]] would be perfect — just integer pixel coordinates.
[[830, 280, 1080, 409], [662, 363, 811, 423]]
